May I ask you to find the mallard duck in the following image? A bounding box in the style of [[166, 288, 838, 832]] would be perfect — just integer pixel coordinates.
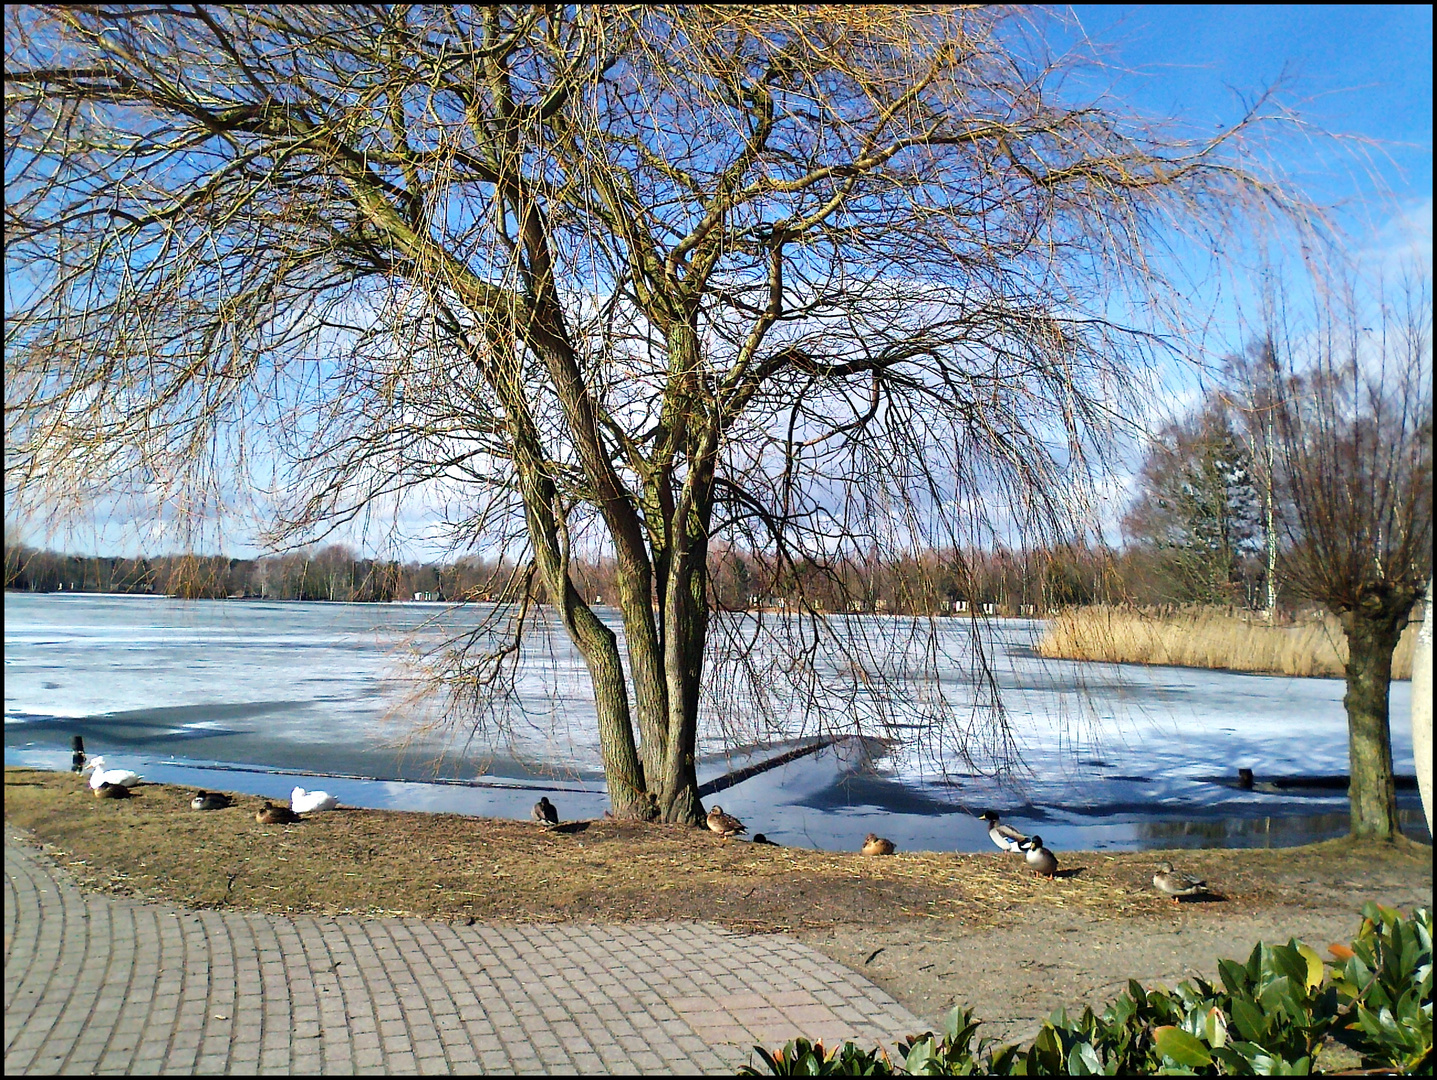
[[861, 833, 895, 856], [83, 756, 142, 790], [256, 802, 303, 825], [291, 787, 338, 813], [532, 796, 559, 825], [1023, 834, 1058, 879], [93, 780, 131, 799], [706, 805, 747, 838], [190, 790, 232, 811], [1153, 861, 1208, 903], [979, 811, 1029, 853]]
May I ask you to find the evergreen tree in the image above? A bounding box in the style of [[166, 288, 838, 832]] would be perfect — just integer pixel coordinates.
[[1123, 400, 1265, 606]]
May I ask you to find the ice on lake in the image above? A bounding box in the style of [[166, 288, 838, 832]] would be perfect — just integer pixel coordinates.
[[4, 592, 1424, 851]]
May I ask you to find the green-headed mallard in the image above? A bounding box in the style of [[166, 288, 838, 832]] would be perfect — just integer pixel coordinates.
[[861, 833, 896, 856], [1153, 861, 1208, 903], [706, 805, 747, 838], [1023, 834, 1058, 879], [93, 780, 131, 799], [979, 811, 1029, 853], [255, 802, 302, 825], [190, 790, 231, 811], [532, 796, 559, 826]]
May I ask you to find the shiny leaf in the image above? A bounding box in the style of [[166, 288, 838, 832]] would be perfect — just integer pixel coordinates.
[[1153, 1025, 1212, 1067]]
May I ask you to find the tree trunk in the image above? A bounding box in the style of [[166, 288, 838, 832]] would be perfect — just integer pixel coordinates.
[[504, 397, 654, 820], [1412, 582, 1433, 836], [657, 544, 708, 824], [1342, 610, 1403, 840]]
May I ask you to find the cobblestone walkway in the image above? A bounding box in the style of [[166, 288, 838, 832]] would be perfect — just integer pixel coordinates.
[[4, 828, 922, 1074]]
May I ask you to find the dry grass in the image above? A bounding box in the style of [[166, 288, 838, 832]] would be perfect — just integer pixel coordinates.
[[1037, 606, 1419, 679], [6, 768, 1430, 935]]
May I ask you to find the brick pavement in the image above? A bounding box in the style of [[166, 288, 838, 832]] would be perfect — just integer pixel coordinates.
[[4, 827, 924, 1074]]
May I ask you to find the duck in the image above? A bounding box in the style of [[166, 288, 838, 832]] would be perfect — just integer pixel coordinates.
[[190, 790, 232, 811], [979, 811, 1030, 853], [83, 756, 142, 790], [861, 834, 896, 856], [256, 802, 303, 825], [1153, 861, 1208, 903], [291, 787, 338, 813], [1023, 834, 1058, 879], [706, 805, 747, 838], [93, 780, 131, 799], [532, 796, 559, 826]]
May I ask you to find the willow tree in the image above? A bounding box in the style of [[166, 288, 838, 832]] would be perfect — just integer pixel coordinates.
[[5, 6, 1305, 821]]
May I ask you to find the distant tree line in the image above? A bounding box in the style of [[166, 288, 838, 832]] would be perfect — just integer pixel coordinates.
[[0, 535, 1320, 616]]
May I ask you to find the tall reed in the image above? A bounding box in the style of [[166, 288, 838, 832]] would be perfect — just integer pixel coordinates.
[[1036, 606, 1419, 679]]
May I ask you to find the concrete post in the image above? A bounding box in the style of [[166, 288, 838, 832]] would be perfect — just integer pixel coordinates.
[[1413, 580, 1433, 836]]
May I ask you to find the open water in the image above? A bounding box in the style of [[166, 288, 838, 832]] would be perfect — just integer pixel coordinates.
[[4, 592, 1426, 851]]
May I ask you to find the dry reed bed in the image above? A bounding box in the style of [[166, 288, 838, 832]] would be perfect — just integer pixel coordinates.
[[1037, 606, 1419, 679]]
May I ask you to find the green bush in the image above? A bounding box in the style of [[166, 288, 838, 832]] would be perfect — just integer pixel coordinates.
[[740, 905, 1432, 1076]]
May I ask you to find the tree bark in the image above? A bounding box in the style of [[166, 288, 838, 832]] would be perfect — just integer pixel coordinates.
[[658, 542, 709, 824], [493, 340, 654, 820], [1412, 582, 1433, 835], [1342, 610, 1403, 840]]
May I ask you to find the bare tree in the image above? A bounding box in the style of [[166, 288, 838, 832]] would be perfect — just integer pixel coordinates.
[[1228, 277, 1432, 839], [6, 6, 1311, 821]]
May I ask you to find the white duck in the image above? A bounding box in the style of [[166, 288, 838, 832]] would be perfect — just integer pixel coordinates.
[[84, 756, 142, 790], [291, 786, 338, 813]]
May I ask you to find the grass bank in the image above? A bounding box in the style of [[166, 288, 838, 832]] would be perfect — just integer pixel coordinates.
[[5, 768, 1430, 932], [1036, 605, 1419, 679]]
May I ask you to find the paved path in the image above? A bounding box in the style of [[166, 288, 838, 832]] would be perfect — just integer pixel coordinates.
[[4, 828, 923, 1074]]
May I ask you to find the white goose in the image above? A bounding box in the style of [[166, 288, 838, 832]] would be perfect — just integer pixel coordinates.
[[291, 786, 338, 813], [83, 756, 142, 790]]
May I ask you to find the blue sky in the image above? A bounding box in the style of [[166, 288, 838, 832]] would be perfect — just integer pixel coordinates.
[[9, 6, 1433, 560], [1067, 5, 1431, 225]]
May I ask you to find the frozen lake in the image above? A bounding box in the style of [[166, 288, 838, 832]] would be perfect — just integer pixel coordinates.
[[4, 592, 1425, 851]]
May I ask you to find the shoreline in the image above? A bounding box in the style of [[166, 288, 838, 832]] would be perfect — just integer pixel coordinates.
[[7, 751, 1431, 855]]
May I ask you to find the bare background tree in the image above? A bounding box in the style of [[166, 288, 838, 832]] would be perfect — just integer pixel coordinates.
[[6, 5, 1311, 821], [1226, 276, 1433, 839]]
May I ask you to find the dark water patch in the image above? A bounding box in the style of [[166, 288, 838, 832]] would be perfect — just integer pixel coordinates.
[[13, 701, 309, 745], [97, 701, 307, 726], [1200, 773, 1419, 791], [800, 772, 967, 816], [1136, 808, 1431, 848]]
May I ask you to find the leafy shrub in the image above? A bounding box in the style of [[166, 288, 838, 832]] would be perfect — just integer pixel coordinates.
[[746, 1037, 897, 1075], [1329, 902, 1434, 1072], [740, 905, 1432, 1076]]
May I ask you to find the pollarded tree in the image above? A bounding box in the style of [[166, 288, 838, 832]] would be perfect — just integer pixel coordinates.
[[1228, 279, 1432, 840], [5, 6, 1313, 821]]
